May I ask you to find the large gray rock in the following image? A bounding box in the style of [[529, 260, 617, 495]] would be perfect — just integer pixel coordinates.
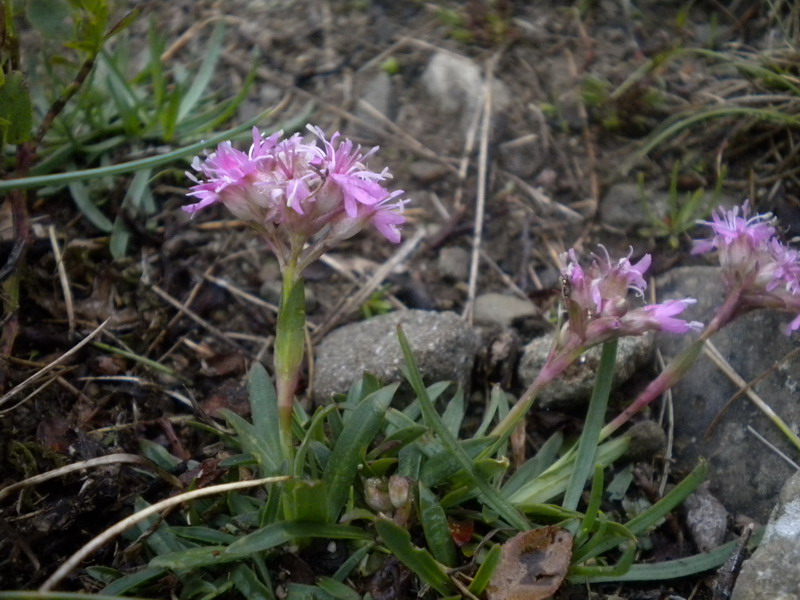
[[656, 266, 800, 521], [517, 332, 654, 411], [313, 310, 479, 402], [731, 471, 800, 600]]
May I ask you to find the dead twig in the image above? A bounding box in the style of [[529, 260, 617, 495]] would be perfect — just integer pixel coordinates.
[[0, 318, 110, 409]]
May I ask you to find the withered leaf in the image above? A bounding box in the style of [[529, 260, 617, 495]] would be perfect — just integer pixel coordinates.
[[487, 526, 573, 600]]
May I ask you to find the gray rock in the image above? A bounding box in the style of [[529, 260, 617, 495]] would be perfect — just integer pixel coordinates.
[[517, 333, 654, 410], [473, 293, 539, 328], [731, 471, 800, 600], [683, 483, 729, 553], [600, 183, 667, 231], [313, 310, 479, 402], [355, 70, 395, 136], [656, 266, 800, 521], [437, 246, 470, 281], [421, 51, 510, 123]]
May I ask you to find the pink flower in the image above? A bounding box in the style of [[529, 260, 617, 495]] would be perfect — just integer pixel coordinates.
[[184, 126, 407, 246], [560, 247, 702, 348], [693, 201, 800, 333]]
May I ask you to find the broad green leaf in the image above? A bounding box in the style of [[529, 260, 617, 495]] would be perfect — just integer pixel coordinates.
[[323, 384, 397, 521], [419, 436, 496, 487], [248, 363, 282, 470], [375, 518, 455, 596], [26, 0, 72, 39], [222, 409, 280, 475], [419, 483, 457, 567], [0, 71, 33, 145], [226, 522, 370, 555]]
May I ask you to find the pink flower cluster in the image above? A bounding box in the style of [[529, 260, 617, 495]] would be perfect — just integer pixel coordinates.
[[560, 247, 702, 348], [692, 201, 800, 332], [184, 126, 407, 244]]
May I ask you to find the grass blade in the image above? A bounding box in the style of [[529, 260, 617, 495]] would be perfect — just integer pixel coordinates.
[[419, 482, 457, 567], [563, 340, 617, 511], [226, 522, 371, 555], [375, 518, 455, 596], [396, 325, 529, 531]]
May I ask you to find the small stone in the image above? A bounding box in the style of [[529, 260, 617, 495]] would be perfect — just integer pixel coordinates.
[[437, 246, 470, 281], [409, 160, 449, 184], [625, 420, 666, 461], [683, 483, 729, 553], [313, 310, 479, 403], [473, 293, 539, 328]]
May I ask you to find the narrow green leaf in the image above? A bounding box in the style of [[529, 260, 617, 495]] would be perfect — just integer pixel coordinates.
[[397, 326, 529, 531], [467, 544, 502, 595], [441, 385, 464, 437], [231, 564, 275, 600], [101, 566, 168, 596], [509, 436, 629, 508], [375, 518, 455, 596], [150, 545, 243, 569], [419, 483, 457, 567], [285, 584, 335, 600], [226, 522, 370, 555], [570, 532, 762, 583], [172, 526, 237, 545], [289, 479, 328, 523], [178, 23, 225, 121], [332, 543, 374, 582], [316, 577, 360, 600], [563, 340, 617, 511], [323, 384, 397, 521], [578, 461, 708, 562], [501, 431, 563, 498], [68, 180, 113, 232], [420, 436, 496, 487]]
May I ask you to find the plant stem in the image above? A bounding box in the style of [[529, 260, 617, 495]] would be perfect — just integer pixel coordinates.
[[274, 242, 306, 462], [601, 286, 743, 439]]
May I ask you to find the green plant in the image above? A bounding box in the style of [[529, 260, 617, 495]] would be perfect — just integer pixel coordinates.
[[638, 161, 724, 248]]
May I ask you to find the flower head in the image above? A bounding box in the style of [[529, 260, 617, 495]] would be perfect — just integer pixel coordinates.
[[693, 201, 800, 333], [560, 246, 702, 348], [184, 126, 407, 253]]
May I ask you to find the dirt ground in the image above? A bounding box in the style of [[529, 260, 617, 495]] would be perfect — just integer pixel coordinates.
[[1, 0, 798, 596]]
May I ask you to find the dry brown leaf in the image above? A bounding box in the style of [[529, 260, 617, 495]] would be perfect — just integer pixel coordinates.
[[487, 526, 573, 600]]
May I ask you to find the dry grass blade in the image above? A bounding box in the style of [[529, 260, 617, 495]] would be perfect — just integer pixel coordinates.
[[746, 425, 800, 471], [0, 318, 110, 409], [312, 227, 426, 341], [703, 340, 800, 452], [0, 453, 182, 503], [47, 225, 75, 337], [463, 51, 501, 325], [39, 475, 290, 592]]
